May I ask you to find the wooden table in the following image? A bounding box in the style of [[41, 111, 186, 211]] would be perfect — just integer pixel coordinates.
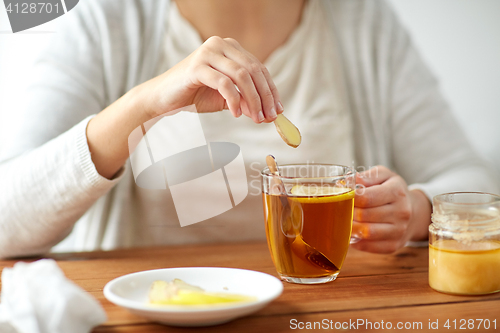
[[1, 242, 499, 332]]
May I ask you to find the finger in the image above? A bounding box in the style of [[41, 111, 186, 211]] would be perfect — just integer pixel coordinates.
[[194, 66, 241, 117], [351, 239, 404, 254], [356, 166, 394, 187], [207, 54, 266, 122], [356, 202, 412, 225], [218, 60, 263, 123], [354, 176, 402, 208], [260, 65, 283, 114], [354, 205, 394, 223], [223, 37, 240, 49], [352, 221, 403, 241], [221, 41, 276, 122], [243, 63, 276, 122], [222, 100, 240, 117], [239, 97, 252, 120]]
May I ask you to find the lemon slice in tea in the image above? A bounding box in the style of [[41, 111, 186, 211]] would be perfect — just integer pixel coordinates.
[[291, 184, 351, 196], [290, 185, 354, 203]]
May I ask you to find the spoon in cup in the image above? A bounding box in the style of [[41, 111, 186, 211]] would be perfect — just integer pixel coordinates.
[[265, 155, 338, 272]]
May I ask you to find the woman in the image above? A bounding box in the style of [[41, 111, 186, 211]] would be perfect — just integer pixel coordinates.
[[0, 0, 496, 258]]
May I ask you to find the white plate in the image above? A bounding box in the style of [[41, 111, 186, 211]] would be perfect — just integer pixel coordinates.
[[103, 267, 283, 327]]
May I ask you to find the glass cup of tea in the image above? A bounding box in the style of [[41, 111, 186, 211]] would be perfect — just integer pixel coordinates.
[[261, 164, 356, 284]]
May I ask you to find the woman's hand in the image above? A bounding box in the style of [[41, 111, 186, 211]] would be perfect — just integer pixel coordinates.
[[87, 36, 284, 179], [351, 166, 432, 254], [140, 36, 283, 123]]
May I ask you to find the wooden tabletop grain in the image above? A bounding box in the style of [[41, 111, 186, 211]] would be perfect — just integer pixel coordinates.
[[1, 242, 499, 332]]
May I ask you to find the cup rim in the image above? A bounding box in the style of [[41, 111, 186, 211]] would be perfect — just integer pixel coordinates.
[[260, 163, 355, 180], [433, 192, 500, 206]]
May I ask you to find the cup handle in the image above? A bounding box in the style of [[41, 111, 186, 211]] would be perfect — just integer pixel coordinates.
[[350, 184, 364, 244]]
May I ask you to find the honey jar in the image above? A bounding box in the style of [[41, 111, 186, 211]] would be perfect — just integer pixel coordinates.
[[429, 192, 500, 295]]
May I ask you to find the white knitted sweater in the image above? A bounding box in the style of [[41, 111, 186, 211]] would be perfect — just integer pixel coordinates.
[[0, 0, 496, 258]]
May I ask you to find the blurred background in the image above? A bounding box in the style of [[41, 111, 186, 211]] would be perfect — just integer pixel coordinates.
[[1, 0, 499, 186]]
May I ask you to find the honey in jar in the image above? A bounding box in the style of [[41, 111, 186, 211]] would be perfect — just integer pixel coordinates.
[[429, 192, 500, 295]]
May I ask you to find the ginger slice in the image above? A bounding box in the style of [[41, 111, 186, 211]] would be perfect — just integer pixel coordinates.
[[274, 114, 301, 148]]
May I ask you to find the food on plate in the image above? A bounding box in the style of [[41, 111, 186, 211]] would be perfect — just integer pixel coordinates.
[[148, 279, 256, 305]]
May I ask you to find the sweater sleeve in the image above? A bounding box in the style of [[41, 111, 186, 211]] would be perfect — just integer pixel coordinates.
[[381, 1, 499, 198], [0, 116, 124, 258], [0, 2, 123, 258]]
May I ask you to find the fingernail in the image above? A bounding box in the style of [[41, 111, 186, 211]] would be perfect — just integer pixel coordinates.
[[269, 107, 277, 119], [258, 111, 265, 122], [236, 108, 242, 117], [277, 101, 284, 113]]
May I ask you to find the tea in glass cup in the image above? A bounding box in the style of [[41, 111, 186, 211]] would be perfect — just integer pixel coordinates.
[[261, 164, 356, 284]]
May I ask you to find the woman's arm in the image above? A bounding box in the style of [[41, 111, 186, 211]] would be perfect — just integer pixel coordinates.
[[0, 1, 114, 258], [349, 0, 498, 254], [0, 116, 122, 258], [1, 30, 283, 258], [87, 36, 283, 179]]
